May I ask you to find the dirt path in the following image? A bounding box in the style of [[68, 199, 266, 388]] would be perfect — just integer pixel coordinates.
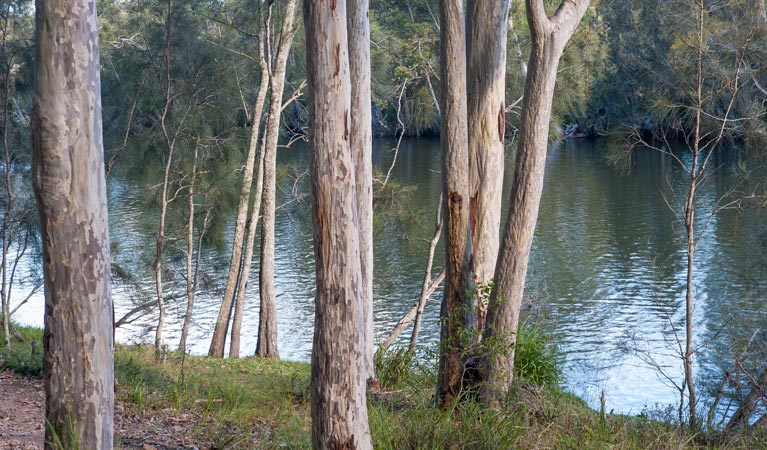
[[0, 371, 208, 450], [0, 371, 44, 450]]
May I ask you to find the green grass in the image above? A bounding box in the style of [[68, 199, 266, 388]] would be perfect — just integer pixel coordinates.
[[0, 319, 43, 376]]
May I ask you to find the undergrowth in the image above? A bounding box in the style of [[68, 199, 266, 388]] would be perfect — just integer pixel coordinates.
[[3, 321, 767, 448], [0, 319, 43, 376]]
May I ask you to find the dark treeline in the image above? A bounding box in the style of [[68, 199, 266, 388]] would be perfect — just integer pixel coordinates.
[[1, 0, 766, 148]]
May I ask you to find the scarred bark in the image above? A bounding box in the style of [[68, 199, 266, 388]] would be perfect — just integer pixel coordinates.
[[304, 0, 373, 446], [32, 0, 114, 447], [436, 0, 471, 406], [466, 0, 510, 332], [481, 0, 589, 407]]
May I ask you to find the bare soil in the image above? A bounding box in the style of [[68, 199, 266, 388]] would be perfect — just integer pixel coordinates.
[[0, 371, 209, 450]]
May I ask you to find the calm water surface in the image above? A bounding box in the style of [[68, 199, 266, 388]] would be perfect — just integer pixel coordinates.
[[14, 138, 767, 416]]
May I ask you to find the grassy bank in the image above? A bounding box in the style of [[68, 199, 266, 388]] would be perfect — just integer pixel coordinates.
[[2, 322, 765, 449]]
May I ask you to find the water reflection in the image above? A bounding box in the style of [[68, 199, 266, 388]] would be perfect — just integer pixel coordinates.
[[12, 138, 767, 416]]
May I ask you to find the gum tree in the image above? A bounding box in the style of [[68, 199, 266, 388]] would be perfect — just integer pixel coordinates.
[[32, 0, 114, 446]]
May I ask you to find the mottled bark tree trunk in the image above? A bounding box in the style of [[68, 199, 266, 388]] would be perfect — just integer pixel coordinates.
[[436, 0, 471, 406], [348, 0, 375, 383], [481, 0, 589, 407], [256, 0, 298, 358], [32, 0, 114, 447], [210, 5, 271, 358], [466, 0, 510, 332], [304, 0, 373, 447]]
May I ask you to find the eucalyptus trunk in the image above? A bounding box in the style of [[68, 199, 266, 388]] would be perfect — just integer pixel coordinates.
[[210, 4, 272, 358], [466, 0, 510, 332], [481, 0, 589, 407], [226, 7, 272, 358], [304, 0, 373, 446], [32, 0, 114, 446], [348, 0, 375, 383], [436, 0, 471, 406], [256, 0, 298, 358]]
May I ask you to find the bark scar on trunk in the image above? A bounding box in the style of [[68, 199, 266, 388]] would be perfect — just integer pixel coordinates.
[[448, 190, 463, 210], [343, 111, 349, 142], [334, 44, 340, 77], [330, 436, 356, 450], [498, 101, 505, 143], [469, 194, 478, 238], [330, 0, 337, 11]]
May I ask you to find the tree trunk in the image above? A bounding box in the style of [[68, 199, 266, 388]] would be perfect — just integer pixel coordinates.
[[508, 5, 528, 82], [256, 0, 298, 358], [436, 0, 471, 407], [32, 0, 114, 446], [227, 6, 272, 359], [410, 200, 443, 353], [466, 0, 510, 332], [682, 3, 705, 426], [304, 0, 373, 446], [727, 366, 767, 430], [154, 0, 181, 361], [378, 268, 444, 352], [348, 0, 375, 383], [209, 6, 272, 357], [481, 0, 589, 407], [1, 8, 12, 349], [179, 138, 200, 354]]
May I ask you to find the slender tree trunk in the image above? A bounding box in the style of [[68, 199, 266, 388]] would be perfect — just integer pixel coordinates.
[[481, 0, 589, 407], [154, 1, 176, 360], [304, 0, 373, 446], [508, 5, 528, 81], [726, 366, 767, 429], [682, 1, 705, 427], [226, 7, 272, 358], [348, 0, 375, 381], [233, 132, 267, 358], [378, 269, 444, 352], [436, 0, 471, 406], [32, 0, 114, 446], [256, 0, 298, 358], [1, 9, 12, 349], [410, 198, 443, 352], [179, 138, 200, 354], [210, 3, 272, 358], [466, 0, 510, 332]]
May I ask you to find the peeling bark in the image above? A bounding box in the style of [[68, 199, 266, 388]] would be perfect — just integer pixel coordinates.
[[32, 0, 114, 446], [304, 0, 373, 446], [467, 0, 510, 332]]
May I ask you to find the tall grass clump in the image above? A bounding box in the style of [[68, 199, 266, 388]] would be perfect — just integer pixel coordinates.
[[0, 318, 43, 376], [514, 320, 560, 386]]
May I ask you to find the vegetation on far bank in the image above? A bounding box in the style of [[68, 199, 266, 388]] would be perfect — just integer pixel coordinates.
[[2, 320, 766, 449]]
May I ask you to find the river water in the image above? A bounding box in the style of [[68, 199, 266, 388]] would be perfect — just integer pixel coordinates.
[[13, 138, 767, 417]]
